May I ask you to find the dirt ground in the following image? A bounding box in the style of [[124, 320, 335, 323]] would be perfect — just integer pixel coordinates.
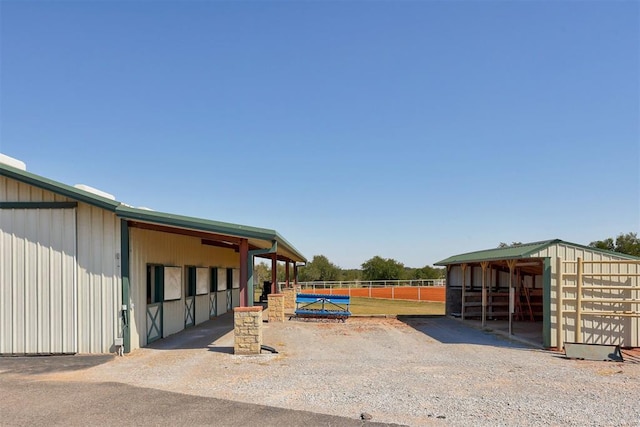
[[5, 314, 640, 426]]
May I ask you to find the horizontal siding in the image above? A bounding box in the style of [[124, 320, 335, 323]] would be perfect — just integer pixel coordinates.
[[535, 244, 640, 348], [129, 228, 241, 350]]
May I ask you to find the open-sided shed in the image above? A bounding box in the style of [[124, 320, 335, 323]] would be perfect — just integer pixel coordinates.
[[436, 240, 640, 348], [1, 156, 305, 355]]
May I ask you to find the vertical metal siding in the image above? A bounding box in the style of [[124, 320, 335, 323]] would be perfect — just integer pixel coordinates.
[[0, 208, 77, 354], [76, 204, 121, 353], [1, 177, 121, 354], [129, 228, 240, 350]]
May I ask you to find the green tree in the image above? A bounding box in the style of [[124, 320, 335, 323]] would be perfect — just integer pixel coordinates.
[[412, 265, 445, 279], [498, 242, 523, 248], [298, 255, 341, 282], [590, 232, 640, 257], [253, 262, 271, 287], [361, 256, 405, 280]]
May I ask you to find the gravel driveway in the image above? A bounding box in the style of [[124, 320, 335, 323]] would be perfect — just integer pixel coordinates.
[[20, 315, 640, 426]]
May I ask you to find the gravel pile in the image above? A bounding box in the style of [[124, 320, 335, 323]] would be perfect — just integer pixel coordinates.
[[48, 316, 640, 426]]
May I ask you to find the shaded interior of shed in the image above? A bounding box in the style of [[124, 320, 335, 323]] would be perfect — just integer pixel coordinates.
[[447, 259, 544, 323]]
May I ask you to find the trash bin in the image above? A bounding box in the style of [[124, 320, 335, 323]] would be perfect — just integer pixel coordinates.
[[260, 281, 272, 302]]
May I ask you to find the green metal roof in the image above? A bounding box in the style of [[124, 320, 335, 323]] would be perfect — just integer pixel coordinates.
[[1, 162, 306, 263], [435, 239, 639, 265]]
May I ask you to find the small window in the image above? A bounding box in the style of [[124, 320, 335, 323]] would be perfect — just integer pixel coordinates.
[[210, 267, 218, 292], [146, 265, 164, 304], [227, 268, 233, 290], [185, 266, 196, 297]]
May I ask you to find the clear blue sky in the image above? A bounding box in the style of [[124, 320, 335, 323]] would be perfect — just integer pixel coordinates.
[[1, 1, 638, 269]]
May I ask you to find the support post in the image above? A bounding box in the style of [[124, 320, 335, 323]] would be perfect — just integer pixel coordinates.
[[120, 220, 131, 354], [239, 239, 249, 307], [461, 264, 467, 320], [294, 263, 298, 285], [507, 259, 517, 336], [576, 257, 583, 343], [481, 261, 489, 327], [271, 253, 277, 294], [556, 256, 563, 349], [285, 261, 290, 288]]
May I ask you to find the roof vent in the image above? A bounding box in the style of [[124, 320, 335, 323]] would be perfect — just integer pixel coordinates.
[[74, 184, 116, 200], [0, 153, 27, 170]]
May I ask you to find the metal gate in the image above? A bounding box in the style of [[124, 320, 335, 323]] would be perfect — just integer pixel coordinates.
[[226, 289, 232, 311], [146, 303, 163, 343], [185, 296, 195, 327], [210, 293, 217, 317]]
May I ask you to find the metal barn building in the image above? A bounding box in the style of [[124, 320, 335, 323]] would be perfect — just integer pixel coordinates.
[[436, 240, 640, 348], [0, 155, 306, 355]]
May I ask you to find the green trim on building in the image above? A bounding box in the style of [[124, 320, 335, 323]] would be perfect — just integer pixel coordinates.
[[0, 201, 78, 209], [1, 163, 120, 211], [435, 239, 639, 265], [1, 162, 306, 263]]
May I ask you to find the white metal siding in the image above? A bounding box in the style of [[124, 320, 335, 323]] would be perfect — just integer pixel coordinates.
[[76, 204, 121, 353], [0, 208, 77, 354], [1, 177, 122, 354], [129, 228, 240, 350]]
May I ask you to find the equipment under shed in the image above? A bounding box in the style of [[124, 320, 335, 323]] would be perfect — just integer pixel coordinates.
[[436, 240, 640, 349]]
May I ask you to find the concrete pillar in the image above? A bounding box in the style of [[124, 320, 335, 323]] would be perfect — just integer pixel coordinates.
[[267, 293, 285, 322], [233, 307, 263, 355]]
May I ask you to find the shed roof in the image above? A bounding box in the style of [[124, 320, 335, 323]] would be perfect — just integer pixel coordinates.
[[1, 162, 306, 263], [435, 239, 639, 265]]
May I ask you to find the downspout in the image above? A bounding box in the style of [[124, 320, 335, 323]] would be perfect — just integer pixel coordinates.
[[247, 241, 277, 306]]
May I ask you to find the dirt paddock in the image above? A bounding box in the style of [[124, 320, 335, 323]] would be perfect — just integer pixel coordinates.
[[6, 315, 640, 426]]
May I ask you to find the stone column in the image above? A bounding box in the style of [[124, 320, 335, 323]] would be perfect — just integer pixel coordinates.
[[267, 293, 285, 322], [234, 307, 263, 355], [282, 286, 299, 312]]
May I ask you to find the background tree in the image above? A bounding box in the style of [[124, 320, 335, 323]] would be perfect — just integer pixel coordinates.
[[361, 256, 405, 280], [590, 232, 640, 257], [253, 262, 271, 287], [411, 265, 445, 279], [498, 242, 523, 248], [298, 255, 341, 282]]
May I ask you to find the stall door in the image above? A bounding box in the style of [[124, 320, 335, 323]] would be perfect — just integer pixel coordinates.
[[0, 208, 77, 354]]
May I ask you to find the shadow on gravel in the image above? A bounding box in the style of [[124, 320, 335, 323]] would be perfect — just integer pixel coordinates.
[[398, 315, 532, 349], [148, 312, 235, 351], [0, 354, 114, 376]]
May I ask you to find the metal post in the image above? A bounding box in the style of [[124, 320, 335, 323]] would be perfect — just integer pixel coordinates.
[[507, 260, 516, 336], [461, 264, 467, 321], [557, 256, 563, 349], [481, 262, 488, 328], [576, 257, 583, 343]]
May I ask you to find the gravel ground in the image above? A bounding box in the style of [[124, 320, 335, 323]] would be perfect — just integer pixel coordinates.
[[32, 316, 640, 426]]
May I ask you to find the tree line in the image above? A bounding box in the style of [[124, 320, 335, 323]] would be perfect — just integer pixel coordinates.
[[254, 232, 639, 285], [254, 254, 445, 284]]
